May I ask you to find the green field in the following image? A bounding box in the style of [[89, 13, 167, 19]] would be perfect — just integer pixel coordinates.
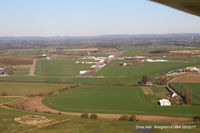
[[94, 61, 198, 83], [2, 106, 198, 133], [151, 86, 169, 95], [145, 86, 170, 103], [43, 86, 200, 117], [12, 68, 30, 76], [0, 107, 35, 133], [0, 97, 18, 104], [172, 82, 200, 105], [0, 55, 198, 85], [0, 49, 45, 56], [120, 46, 149, 56], [35, 58, 92, 77], [0, 82, 71, 96], [0, 106, 68, 133]]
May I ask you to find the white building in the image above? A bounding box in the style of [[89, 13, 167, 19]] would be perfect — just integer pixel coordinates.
[[108, 55, 115, 60], [185, 67, 198, 72], [159, 99, 171, 106], [172, 93, 177, 98], [42, 54, 47, 57], [46, 57, 51, 60], [90, 65, 97, 69], [82, 56, 96, 60], [146, 59, 168, 62], [79, 70, 88, 75]]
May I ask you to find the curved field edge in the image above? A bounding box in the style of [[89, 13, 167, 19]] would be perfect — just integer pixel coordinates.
[[42, 86, 200, 118]]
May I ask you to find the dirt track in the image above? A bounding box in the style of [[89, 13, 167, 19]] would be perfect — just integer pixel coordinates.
[[12, 65, 31, 69], [11, 97, 192, 122], [29, 59, 37, 76]]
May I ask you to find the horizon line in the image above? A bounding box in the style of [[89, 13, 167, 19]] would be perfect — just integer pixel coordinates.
[[0, 33, 200, 38]]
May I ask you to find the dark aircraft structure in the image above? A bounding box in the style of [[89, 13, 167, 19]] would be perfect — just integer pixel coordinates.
[[151, 0, 200, 17]]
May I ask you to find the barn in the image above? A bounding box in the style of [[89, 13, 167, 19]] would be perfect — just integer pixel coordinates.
[[159, 99, 171, 106]]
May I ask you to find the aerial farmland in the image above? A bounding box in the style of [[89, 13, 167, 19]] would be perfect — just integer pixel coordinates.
[[0, 34, 200, 133]]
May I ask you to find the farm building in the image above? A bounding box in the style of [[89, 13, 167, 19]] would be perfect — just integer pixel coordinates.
[[166, 72, 180, 76], [0, 68, 11, 76], [82, 56, 96, 60], [146, 81, 153, 86], [40, 54, 51, 60], [145, 59, 168, 62], [79, 70, 88, 75], [40, 54, 47, 58], [99, 60, 105, 64], [75, 61, 85, 64], [159, 99, 171, 106], [120, 62, 127, 66], [185, 67, 198, 72], [85, 62, 97, 64], [90, 64, 106, 69], [108, 55, 115, 61], [172, 92, 177, 98], [90, 65, 98, 69], [46, 57, 51, 60], [94, 57, 106, 61]]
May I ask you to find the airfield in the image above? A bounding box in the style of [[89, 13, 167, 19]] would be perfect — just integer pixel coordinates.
[[0, 45, 200, 132]]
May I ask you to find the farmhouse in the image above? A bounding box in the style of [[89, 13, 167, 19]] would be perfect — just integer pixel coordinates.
[[159, 99, 171, 106]]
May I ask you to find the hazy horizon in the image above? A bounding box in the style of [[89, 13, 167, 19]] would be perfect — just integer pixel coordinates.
[[1, 0, 200, 36], [1, 33, 200, 38]]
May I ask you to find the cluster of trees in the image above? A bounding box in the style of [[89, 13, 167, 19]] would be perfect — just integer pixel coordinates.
[[170, 97, 183, 105], [139, 76, 152, 85], [119, 114, 136, 121], [150, 50, 169, 54], [140, 76, 169, 86], [81, 113, 98, 119], [155, 78, 168, 85], [1, 91, 7, 96]]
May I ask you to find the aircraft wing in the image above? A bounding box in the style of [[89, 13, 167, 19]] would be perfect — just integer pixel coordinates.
[[151, 0, 200, 17]]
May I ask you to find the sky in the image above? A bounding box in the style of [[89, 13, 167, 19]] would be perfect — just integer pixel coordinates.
[[0, 0, 200, 36]]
